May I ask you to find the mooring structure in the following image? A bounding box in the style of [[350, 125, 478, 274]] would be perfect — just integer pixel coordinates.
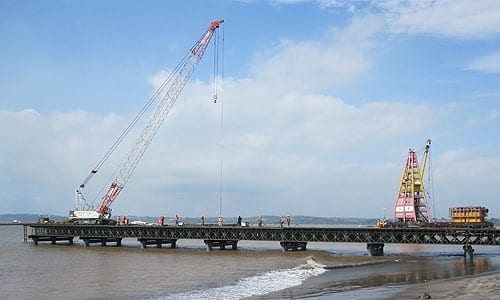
[[27, 224, 499, 257]]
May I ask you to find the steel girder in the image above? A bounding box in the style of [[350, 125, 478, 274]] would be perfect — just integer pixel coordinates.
[[29, 225, 500, 246]]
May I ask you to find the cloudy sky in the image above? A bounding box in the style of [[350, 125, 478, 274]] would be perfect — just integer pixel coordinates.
[[1, 0, 499, 219]]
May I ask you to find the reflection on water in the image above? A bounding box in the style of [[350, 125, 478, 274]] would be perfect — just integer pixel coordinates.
[[455, 257, 491, 276]]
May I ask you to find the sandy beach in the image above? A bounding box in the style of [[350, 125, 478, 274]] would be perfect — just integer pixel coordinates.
[[391, 271, 500, 299]]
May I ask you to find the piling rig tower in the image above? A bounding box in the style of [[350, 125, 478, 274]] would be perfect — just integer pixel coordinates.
[[393, 139, 432, 223]]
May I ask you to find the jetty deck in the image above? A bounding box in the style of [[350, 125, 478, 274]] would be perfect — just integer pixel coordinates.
[[26, 223, 500, 256]]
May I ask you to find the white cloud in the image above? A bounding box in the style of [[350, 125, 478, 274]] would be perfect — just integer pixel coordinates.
[[275, 0, 500, 39], [0, 88, 440, 217], [464, 108, 500, 128], [1, 78, 497, 218], [467, 50, 500, 73], [248, 13, 384, 93], [432, 150, 500, 216], [250, 39, 372, 93], [378, 0, 500, 38], [0, 109, 129, 213], [147, 68, 175, 91]]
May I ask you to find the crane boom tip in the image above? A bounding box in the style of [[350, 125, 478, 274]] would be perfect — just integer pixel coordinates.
[[209, 19, 224, 31]]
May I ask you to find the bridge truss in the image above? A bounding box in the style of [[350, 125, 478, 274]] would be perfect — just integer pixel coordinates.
[[29, 224, 499, 246]]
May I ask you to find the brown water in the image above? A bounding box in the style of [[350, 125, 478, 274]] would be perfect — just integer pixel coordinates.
[[1, 226, 499, 299]]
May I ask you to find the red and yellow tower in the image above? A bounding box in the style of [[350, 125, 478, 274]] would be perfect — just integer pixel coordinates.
[[393, 139, 432, 223]]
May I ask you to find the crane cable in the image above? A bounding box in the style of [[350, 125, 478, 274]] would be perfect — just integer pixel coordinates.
[[213, 25, 220, 103], [216, 25, 225, 217], [428, 149, 436, 219]]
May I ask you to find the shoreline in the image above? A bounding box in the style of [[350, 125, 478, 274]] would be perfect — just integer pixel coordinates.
[[389, 270, 500, 299], [254, 252, 499, 299]]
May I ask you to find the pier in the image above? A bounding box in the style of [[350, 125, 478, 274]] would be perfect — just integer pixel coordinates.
[[27, 224, 500, 256]]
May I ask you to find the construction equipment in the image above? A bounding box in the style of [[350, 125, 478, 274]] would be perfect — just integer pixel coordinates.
[[392, 139, 432, 224], [381, 206, 494, 229], [450, 206, 490, 224], [70, 20, 224, 224], [380, 140, 494, 229]]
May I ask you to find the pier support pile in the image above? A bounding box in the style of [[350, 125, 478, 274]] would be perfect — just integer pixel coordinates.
[[367, 243, 384, 256], [204, 240, 238, 251]]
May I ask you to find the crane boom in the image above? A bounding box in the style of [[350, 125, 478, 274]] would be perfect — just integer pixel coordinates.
[[419, 139, 431, 180], [70, 20, 223, 221]]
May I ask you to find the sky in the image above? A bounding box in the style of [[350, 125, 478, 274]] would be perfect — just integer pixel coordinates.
[[1, 0, 499, 219]]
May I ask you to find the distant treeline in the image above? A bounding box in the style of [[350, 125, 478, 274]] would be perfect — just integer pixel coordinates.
[[2, 213, 499, 226], [0, 214, 66, 223], [1, 213, 377, 225]]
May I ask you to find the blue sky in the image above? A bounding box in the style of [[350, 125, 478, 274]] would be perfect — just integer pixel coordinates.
[[1, 0, 499, 220]]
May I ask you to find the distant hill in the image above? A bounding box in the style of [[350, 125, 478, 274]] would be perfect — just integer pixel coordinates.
[[2, 213, 497, 226], [133, 215, 380, 226], [0, 214, 66, 223], [1, 213, 378, 225]]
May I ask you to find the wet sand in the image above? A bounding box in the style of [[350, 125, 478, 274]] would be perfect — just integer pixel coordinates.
[[254, 250, 499, 299], [390, 270, 500, 299]]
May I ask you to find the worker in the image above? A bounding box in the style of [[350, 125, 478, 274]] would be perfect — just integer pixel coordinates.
[[258, 215, 263, 227], [117, 216, 122, 225], [175, 214, 180, 227], [201, 215, 205, 226], [279, 216, 284, 228], [123, 216, 129, 226], [158, 216, 164, 226], [217, 215, 223, 226], [286, 214, 291, 227], [237, 216, 242, 226]]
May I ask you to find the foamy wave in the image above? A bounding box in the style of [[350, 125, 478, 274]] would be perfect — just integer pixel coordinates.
[[159, 258, 326, 300]]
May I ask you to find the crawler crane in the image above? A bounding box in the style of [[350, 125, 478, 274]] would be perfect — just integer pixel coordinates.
[[69, 20, 224, 224]]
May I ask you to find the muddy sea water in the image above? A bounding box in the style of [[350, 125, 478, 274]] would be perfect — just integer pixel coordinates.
[[1, 225, 499, 299]]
